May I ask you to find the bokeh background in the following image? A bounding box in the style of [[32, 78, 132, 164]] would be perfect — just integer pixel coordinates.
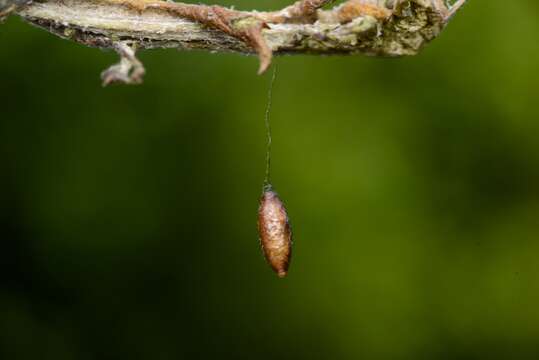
[[1, 1, 539, 359]]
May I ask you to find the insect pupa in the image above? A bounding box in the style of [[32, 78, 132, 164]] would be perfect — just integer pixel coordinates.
[[258, 186, 292, 278], [257, 66, 293, 278]]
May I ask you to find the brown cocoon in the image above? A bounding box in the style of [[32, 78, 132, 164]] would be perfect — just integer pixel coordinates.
[[258, 189, 292, 277]]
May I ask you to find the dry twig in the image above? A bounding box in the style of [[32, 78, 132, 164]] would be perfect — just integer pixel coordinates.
[[4, 0, 468, 85]]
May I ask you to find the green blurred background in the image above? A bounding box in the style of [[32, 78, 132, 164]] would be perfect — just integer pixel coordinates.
[[1, 1, 539, 359]]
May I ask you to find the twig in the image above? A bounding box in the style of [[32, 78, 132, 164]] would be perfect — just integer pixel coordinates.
[[10, 0, 465, 84]]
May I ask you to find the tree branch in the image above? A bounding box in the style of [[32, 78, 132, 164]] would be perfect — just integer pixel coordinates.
[[10, 0, 467, 84]]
